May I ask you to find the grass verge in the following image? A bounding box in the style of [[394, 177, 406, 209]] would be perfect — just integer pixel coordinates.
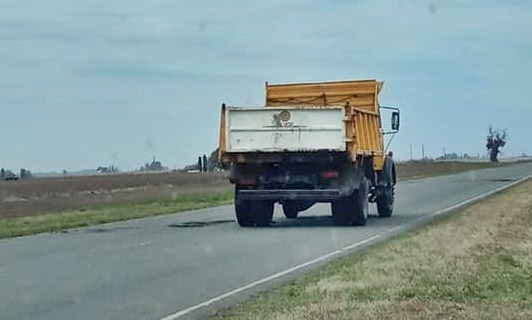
[[0, 190, 232, 239], [213, 180, 532, 320], [395, 160, 518, 181]]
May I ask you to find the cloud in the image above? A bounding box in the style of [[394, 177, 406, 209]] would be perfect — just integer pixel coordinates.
[[1, 0, 531, 170]]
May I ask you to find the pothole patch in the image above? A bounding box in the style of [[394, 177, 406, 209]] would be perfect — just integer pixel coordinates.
[[488, 178, 516, 182], [169, 220, 235, 228], [85, 226, 140, 233]]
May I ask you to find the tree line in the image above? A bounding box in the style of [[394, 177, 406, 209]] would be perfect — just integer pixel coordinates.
[[0, 167, 32, 180]]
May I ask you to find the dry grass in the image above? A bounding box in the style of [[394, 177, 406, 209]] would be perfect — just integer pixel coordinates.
[[0, 172, 228, 218], [395, 160, 512, 181], [214, 180, 532, 320]]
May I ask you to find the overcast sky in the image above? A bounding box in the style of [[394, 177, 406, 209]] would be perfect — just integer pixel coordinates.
[[1, 0, 531, 172]]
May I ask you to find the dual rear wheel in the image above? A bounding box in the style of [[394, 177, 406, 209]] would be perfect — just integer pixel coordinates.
[[234, 187, 274, 227], [376, 186, 394, 218], [235, 180, 393, 227], [331, 179, 369, 226], [331, 182, 394, 225]]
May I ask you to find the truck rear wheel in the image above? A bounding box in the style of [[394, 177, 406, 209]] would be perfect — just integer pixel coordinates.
[[235, 188, 254, 227], [282, 203, 299, 219], [332, 180, 368, 226], [332, 197, 351, 225], [376, 156, 396, 218], [376, 187, 394, 218], [234, 186, 274, 227], [351, 180, 369, 226], [255, 201, 274, 226]]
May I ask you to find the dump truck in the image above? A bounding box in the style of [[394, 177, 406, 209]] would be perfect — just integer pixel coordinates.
[[218, 79, 400, 227]]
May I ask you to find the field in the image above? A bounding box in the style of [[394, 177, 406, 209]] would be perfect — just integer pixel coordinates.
[[214, 179, 532, 320], [0, 171, 228, 219], [0, 160, 522, 238]]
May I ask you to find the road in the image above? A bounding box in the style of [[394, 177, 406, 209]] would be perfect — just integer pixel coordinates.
[[0, 162, 531, 320]]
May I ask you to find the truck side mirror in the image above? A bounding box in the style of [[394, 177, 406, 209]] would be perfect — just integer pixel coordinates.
[[391, 111, 400, 131]]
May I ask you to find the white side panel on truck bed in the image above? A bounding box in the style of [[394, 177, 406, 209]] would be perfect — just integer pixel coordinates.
[[225, 106, 346, 152]]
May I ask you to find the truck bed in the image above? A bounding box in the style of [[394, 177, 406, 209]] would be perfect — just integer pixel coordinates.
[[219, 79, 386, 170], [265, 79, 381, 113]]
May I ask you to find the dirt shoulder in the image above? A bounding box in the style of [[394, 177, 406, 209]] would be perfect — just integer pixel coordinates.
[[214, 180, 532, 320]]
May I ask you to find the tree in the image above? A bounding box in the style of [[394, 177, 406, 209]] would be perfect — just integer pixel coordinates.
[[202, 154, 208, 172], [140, 157, 166, 171], [208, 148, 220, 172], [97, 166, 119, 174], [20, 168, 32, 179], [0, 168, 4, 178], [486, 126, 508, 162]]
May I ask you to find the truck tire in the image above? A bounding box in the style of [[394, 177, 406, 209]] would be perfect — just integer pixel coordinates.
[[235, 201, 254, 226], [377, 187, 394, 218], [234, 187, 254, 227], [332, 197, 351, 225], [235, 185, 274, 227], [235, 198, 273, 227], [255, 201, 274, 227], [234, 185, 255, 227], [377, 156, 395, 218], [352, 179, 369, 226], [332, 179, 368, 226], [282, 203, 299, 219]]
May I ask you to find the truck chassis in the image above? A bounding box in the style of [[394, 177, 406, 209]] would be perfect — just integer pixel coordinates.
[[229, 152, 396, 227]]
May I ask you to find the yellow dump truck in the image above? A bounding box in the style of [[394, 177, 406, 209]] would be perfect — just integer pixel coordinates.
[[218, 79, 400, 227]]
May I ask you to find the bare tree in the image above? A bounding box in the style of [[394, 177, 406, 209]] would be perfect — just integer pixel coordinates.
[[486, 126, 508, 162]]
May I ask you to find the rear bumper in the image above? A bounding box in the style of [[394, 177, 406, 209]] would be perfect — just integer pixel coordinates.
[[237, 189, 342, 201]]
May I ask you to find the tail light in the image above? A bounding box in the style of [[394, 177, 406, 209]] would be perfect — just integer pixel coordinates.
[[320, 171, 339, 179], [238, 178, 256, 186]]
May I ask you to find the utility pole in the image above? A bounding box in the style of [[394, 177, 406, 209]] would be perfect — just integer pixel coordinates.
[[409, 143, 413, 160], [422, 144, 425, 159]]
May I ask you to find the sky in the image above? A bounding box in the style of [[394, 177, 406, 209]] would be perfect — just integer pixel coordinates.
[[1, 0, 532, 172]]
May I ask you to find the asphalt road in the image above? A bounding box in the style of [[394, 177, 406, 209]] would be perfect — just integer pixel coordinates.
[[1, 162, 531, 320]]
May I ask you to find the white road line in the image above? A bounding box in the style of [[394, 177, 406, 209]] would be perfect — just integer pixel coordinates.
[[121, 241, 151, 250], [388, 225, 404, 233], [159, 174, 532, 320], [342, 234, 380, 251]]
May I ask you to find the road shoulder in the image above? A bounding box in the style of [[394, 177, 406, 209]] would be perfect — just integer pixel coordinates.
[[212, 180, 532, 320]]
